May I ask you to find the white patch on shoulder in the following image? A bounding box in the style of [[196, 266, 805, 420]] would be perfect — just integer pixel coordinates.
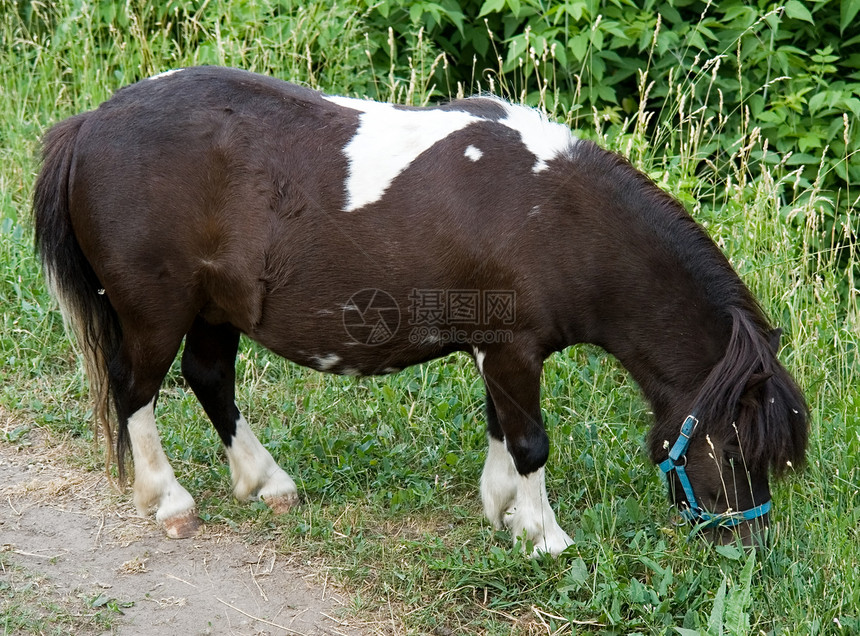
[[148, 68, 184, 81], [464, 145, 483, 162], [496, 100, 576, 172], [325, 95, 480, 211], [473, 347, 486, 376], [311, 353, 341, 371]]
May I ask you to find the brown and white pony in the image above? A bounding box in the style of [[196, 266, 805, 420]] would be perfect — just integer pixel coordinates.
[[34, 67, 807, 553]]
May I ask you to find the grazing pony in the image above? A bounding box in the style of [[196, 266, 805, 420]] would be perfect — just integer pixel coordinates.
[[34, 67, 808, 553]]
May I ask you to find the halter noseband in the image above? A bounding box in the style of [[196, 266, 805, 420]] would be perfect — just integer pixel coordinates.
[[658, 415, 771, 528]]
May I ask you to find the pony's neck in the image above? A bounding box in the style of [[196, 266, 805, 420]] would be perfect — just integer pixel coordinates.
[[597, 298, 731, 430], [540, 142, 752, 440]]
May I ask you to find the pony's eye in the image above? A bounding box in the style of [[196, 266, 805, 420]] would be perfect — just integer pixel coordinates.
[[723, 450, 742, 467]]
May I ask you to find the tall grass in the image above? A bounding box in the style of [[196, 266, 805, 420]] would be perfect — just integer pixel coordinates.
[[1, 1, 858, 633]]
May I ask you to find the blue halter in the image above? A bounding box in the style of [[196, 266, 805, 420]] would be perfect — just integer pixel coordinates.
[[658, 415, 771, 528]]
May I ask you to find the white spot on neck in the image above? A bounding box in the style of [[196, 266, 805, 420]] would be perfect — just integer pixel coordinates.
[[496, 101, 574, 173], [464, 145, 483, 161], [148, 68, 184, 81]]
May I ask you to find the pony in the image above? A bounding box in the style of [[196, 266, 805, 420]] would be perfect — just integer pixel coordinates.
[[33, 67, 808, 553]]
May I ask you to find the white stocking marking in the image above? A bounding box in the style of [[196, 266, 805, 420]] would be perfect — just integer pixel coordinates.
[[480, 436, 519, 530], [127, 399, 196, 524], [506, 468, 574, 556], [225, 413, 297, 503]]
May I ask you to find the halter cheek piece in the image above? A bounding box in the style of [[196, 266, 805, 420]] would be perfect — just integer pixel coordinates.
[[658, 415, 771, 528]]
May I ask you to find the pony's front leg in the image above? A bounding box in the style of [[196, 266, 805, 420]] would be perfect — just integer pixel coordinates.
[[480, 393, 518, 528], [478, 351, 573, 556], [507, 466, 573, 556], [127, 399, 199, 538]]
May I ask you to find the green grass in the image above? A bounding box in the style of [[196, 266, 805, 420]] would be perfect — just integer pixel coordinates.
[[2, 1, 858, 634]]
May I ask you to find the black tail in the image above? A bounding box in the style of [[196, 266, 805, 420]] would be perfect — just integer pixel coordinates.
[[33, 114, 124, 477]]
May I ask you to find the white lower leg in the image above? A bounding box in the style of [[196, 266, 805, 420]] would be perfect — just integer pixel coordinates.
[[127, 400, 196, 528], [225, 413, 298, 511], [480, 436, 519, 529], [506, 467, 573, 557]]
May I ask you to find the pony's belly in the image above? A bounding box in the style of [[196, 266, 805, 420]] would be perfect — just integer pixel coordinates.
[[252, 312, 444, 377], [272, 341, 443, 378]]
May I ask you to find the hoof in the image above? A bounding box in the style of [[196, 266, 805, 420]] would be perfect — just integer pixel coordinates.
[[163, 513, 201, 539], [264, 492, 299, 514]]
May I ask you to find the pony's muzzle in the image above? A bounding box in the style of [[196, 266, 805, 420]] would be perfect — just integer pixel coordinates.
[[708, 513, 770, 549]]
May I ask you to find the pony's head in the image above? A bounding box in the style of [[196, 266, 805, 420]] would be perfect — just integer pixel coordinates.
[[652, 307, 809, 545]]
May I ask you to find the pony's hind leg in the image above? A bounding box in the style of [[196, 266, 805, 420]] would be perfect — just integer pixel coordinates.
[[181, 317, 298, 513], [113, 331, 199, 539], [477, 350, 573, 556]]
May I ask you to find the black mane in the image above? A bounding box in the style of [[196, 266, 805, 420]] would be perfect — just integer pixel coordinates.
[[688, 306, 809, 475]]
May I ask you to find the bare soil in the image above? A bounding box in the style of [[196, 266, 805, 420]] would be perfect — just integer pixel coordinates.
[[0, 415, 370, 636]]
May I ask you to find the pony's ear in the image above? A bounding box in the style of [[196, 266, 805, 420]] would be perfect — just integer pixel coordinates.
[[740, 371, 773, 408], [745, 371, 773, 394], [768, 328, 782, 354]]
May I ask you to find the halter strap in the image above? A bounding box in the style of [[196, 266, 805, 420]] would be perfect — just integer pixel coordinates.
[[659, 414, 771, 529]]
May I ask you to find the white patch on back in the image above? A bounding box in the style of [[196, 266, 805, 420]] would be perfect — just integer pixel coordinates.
[[325, 95, 480, 211], [326, 93, 576, 210], [464, 145, 483, 161]]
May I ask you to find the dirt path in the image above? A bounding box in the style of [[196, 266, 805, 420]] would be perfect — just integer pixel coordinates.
[[0, 421, 370, 635]]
